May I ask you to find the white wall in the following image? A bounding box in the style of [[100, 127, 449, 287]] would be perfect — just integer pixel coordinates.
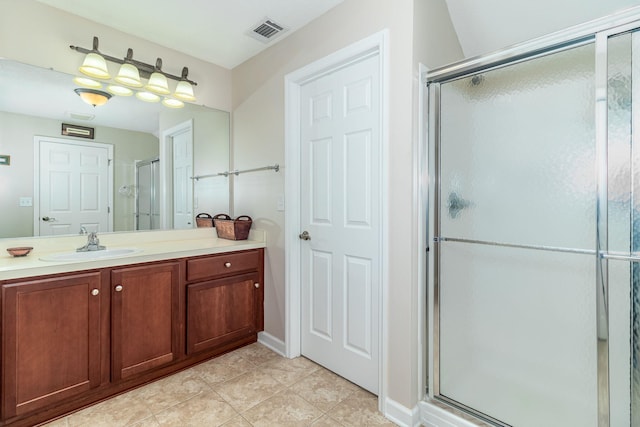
[[231, 0, 463, 410]]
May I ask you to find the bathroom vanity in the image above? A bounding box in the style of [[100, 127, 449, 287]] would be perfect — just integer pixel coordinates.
[[0, 229, 265, 426]]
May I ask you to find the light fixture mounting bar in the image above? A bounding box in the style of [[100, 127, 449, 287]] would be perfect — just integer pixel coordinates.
[[69, 36, 197, 86]]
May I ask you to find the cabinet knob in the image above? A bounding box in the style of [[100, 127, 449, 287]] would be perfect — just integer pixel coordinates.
[[115, 285, 123, 292], [91, 288, 100, 296], [224, 262, 232, 268], [254, 283, 260, 289]]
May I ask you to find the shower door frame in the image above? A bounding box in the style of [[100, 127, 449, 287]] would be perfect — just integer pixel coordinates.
[[424, 8, 640, 427]]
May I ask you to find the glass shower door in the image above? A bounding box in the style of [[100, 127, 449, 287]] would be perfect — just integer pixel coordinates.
[[435, 42, 598, 426]]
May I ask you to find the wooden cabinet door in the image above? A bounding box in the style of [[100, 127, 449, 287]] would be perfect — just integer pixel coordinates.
[[187, 273, 258, 354], [111, 262, 180, 381], [2, 273, 102, 418]]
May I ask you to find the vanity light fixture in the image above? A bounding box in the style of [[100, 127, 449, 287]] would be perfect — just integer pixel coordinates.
[[136, 91, 160, 103], [70, 36, 197, 108], [145, 60, 171, 95], [162, 98, 184, 108], [114, 61, 143, 88], [174, 69, 196, 102], [77, 37, 110, 79], [74, 88, 112, 107], [73, 76, 102, 89], [107, 84, 133, 96]]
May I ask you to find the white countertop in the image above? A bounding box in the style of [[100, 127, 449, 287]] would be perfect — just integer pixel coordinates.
[[0, 228, 266, 281]]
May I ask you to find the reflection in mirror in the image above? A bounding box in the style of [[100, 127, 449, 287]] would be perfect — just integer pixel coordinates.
[[0, 59, 230, 239]]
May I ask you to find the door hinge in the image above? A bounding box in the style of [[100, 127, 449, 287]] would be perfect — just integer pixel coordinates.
[[108, 159, 112, 165], [108, 206, 111, 213]]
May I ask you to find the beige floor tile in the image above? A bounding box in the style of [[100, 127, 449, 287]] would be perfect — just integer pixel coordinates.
[[310, 414, 346, 426], [289, 367, 361, 412], [214, 369, 285, 411], [67, 390, 152, 427], [128, 416, 161, 426], [154, 390, 237, 426], [242, 389, 324, 426], [260, 355, 320, 386], [41, 417, 69, 427], [230, 342, 281, 366], [220, 415, 253, 426], [130, 369, 213, 414], [38, 343, 398, 427], [191, 353, 255, 387], [329, 390, 396, 427]]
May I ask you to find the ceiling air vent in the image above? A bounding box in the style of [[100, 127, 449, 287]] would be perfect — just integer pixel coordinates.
[[247, 18, 288, 43]]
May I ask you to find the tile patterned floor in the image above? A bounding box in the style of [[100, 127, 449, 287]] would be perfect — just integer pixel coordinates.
[[43, 343, 396, 427]]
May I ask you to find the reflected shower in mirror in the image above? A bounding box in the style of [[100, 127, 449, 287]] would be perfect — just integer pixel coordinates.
[[0, 59, 230, 239]]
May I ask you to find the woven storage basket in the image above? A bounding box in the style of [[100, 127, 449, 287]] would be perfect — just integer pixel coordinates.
[[213, 214, 252, 240], [195, 213, 214, 228]]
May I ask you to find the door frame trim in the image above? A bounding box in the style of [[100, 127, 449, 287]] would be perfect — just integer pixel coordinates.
[[159, 119, 193, 229], [284, 29, 390, 404], [33, 136, 114, 236]]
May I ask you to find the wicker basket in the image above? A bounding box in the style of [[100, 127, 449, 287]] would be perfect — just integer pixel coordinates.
[[195, 213, 214, 228], [213, 214, 252, 240]]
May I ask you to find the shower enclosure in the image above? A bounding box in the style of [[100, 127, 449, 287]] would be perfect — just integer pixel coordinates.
[[426, 9, 640, 427], [135, 158, 160, 230]]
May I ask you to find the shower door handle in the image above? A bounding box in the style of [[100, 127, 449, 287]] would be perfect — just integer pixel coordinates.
[[447, 192, 472, 218]]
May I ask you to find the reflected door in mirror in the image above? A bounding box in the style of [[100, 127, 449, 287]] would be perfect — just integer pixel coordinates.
[[37, 138, 110, 236]]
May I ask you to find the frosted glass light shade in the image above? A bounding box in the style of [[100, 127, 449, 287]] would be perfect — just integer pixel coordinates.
[[162, 97, 184, 108], [79, 53, 110, 80], [136, 91, 160, 102], [107, 84, 133, 96], [145, 72, 170, 94], [73, 76, 102, 89], [115, 63, 143, 87], [74, 88, 111, 107], [174, 80, 196, 102]]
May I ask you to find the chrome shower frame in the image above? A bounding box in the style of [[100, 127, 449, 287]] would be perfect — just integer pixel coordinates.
[[424, 7, 640, 427]]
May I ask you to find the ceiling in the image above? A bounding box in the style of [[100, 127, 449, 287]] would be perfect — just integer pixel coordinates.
[[35, 0, 345, 70], [445, 0, 640, 58]]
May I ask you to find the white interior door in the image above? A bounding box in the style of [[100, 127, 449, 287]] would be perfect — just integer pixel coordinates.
[[36, 138, 110, 236], [172, 129, 193, 229], [299, 53, 381, 394]]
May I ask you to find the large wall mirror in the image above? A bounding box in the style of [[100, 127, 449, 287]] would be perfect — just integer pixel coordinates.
[[0, 58, 230, 239]]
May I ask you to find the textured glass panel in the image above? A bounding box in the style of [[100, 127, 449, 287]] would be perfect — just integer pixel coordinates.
[[609, 260, 631, 427], [439, 242, 597, 427], [608, 33, 632, 254], [607, 32, 634, 427], [439, 43, 596, 249]]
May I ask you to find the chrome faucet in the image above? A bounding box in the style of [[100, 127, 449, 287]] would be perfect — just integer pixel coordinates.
[[79, 226, 88, 235], [77, 231, 106, 252]]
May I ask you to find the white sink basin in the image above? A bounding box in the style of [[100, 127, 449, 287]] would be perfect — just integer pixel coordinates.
[[40, 248, 142, 262]]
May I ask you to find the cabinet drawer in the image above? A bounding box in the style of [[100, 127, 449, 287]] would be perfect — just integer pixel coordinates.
[[186, 250, 260, 282]]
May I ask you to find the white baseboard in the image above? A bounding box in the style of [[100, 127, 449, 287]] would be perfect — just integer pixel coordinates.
[[420, 400, 482, 427], [384, 397, 421, 427], [257, 331, 286, 356]]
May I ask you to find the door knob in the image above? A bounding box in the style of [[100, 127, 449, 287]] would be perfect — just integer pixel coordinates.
[[91, 289, 100, 296], [299, 231, 311, 241], [42, 216, 57, 222], [115, 285, 123, 292]]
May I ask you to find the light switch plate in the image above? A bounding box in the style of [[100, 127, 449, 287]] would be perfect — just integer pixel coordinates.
[[19, 197, 32, 207], [276, 194, 285, 211]]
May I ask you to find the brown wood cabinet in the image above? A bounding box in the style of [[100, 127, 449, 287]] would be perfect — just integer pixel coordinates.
[[1, 272, 104, 419], [111, 262, 180, 381], [0, 248, 263, 427], [187, 272, 259, 354]]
